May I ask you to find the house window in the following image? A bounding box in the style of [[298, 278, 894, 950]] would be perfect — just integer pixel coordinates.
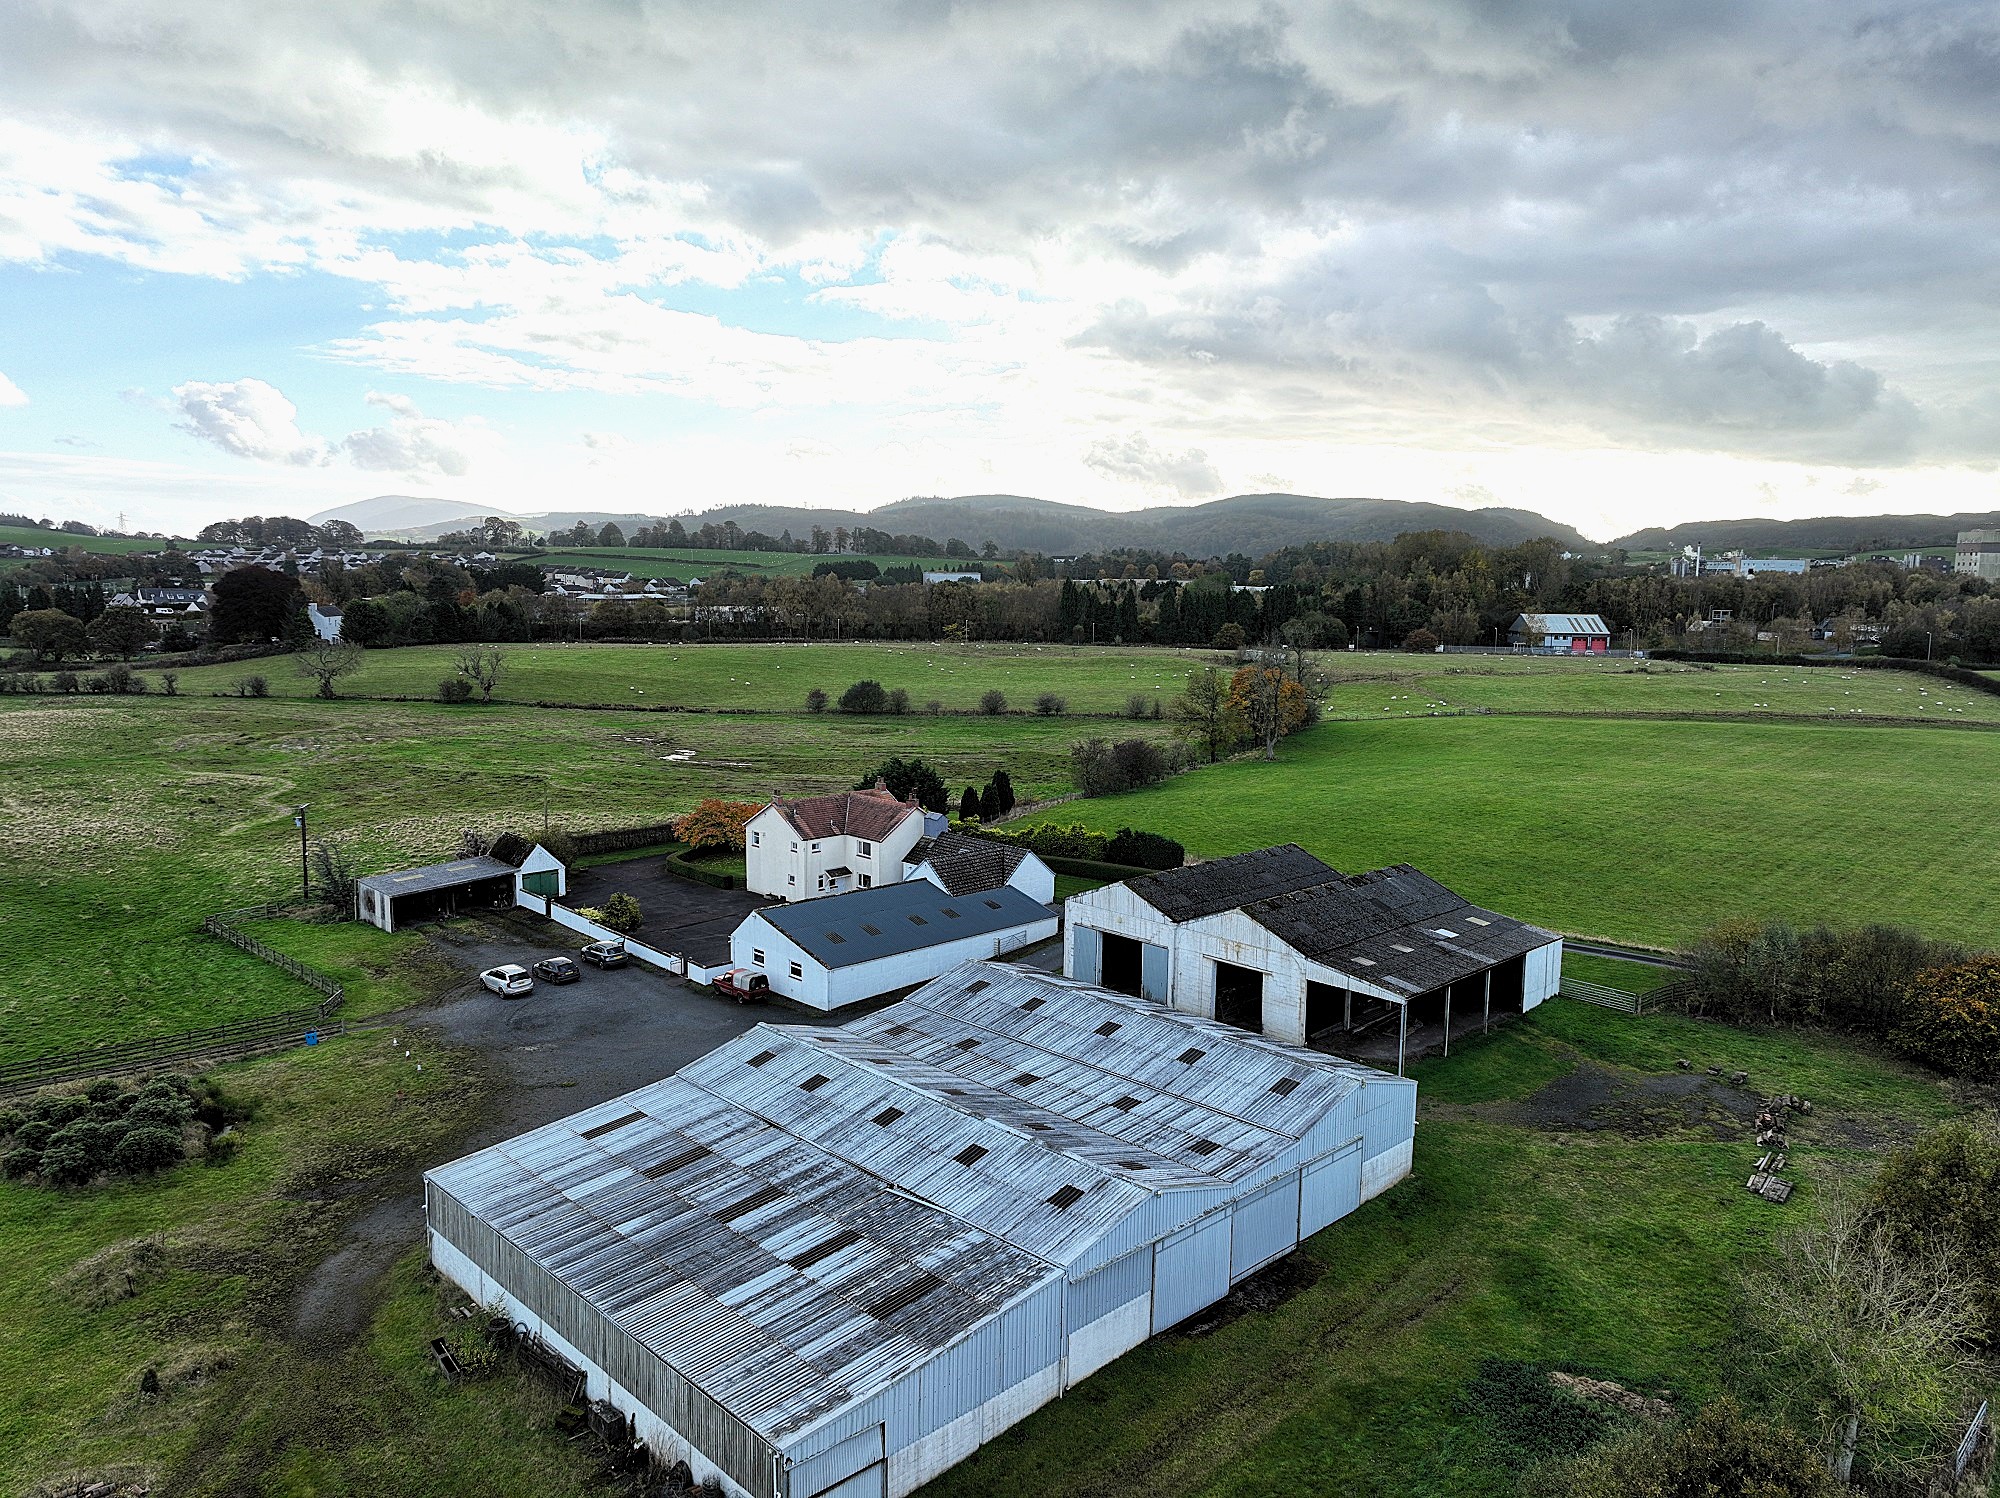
[[750, 830, 761, 847], [751, 949, 765, 966], [811, 841, 821, 852], [791, 841, 798, 851], [860, 874, 872, 888], [858, 841, 872, 859], [787, 875, 796, 886], [789, 962, 803, 979]]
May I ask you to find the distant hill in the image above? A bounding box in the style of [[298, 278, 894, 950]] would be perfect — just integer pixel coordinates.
[[684, 492, 1594, 555], [1614, 511, 2000, 555], [310, 490, 1595, 553]]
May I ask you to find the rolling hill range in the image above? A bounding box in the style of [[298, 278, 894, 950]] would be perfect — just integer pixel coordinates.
[[1613, 510, 2000, 555], [310, 491, 1595, 553]]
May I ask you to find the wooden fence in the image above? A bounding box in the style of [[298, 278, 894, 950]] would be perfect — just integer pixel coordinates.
[[0, 908, 347, 1097]]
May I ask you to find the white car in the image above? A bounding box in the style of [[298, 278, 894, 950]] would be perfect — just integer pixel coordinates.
[[480, 964, 534, 998]]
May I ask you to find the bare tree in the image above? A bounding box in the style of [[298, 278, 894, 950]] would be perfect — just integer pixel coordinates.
[[1745, 1188, 1984, 1485], [292, 638, 364, 699], [452, 644, 507, 702]]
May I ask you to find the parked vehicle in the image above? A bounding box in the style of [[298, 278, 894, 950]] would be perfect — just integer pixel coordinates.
[[480, 964, 534, 998], [581, 941, 629, 969], [713, 967, 771, 1003], [533, 956, 580, 984]]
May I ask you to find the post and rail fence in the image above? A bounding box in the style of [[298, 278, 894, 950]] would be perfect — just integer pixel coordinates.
[[0, 906, 347, 1098]]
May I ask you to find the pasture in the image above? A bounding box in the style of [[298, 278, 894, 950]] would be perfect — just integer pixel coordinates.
[[1019, 714, 2000, 948]]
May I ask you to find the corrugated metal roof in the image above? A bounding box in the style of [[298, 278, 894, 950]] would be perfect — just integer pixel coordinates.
[[1244, 864, 1557, 996], [1515, 612, 1611, 637], [755, 882, 1051, 969], [357, 855, 516, 896], [1124, 845, 1338, 922], [426, 960, 1388, 1448]]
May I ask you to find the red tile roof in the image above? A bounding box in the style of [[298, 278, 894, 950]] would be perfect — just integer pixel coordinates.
[[770, 785, 921, 841]]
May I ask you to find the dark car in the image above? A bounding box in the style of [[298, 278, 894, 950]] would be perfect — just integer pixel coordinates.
[[581, 941, 629, 969], [533, 956, 581, 984]]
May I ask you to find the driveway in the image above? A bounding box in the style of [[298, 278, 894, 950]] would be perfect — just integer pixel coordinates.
[[565, 855, 774, 968], [291, 909, 807, 1348]]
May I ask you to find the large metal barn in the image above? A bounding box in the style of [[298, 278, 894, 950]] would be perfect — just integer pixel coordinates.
[[424, 960, 1417, 1498]]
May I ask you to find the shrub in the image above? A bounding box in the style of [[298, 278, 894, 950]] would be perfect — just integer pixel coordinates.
[[437, 676, 474, 703], [1105, 829, 1185, 870], [976, 822, 1109, 860], [979, 688, 1007, 715], [1541, 1397, 1838, 1498], [159, 672, 178, 696], [0, 1147, 37, 1179], [489, 831, 531, 866], [673, 798, 760, 850], [598, 892, 644, 934], [1212, 623, 1247, 650], [887, 686, 911, 715], [1682, 920, 1963, 1037], [235, 674, 268, 698], [838, 679, 889, 714], [959, 785, 981, 821], [804, 687, 828, 713], [51, 670, 80, 693], [1072, 737, 1173, 797], [1403, 628, 1441, 652], [111, 1127, 185, 1174], [1892, 955, 2000, 1077], [924, 699, 943, 715], [1034, 692, 1067, 716], [1872, 1113, 2000, 1346], [100, 662, 142, 694]]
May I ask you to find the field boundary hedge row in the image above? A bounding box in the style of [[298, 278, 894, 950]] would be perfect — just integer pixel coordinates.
[[1651, 650, 2000, 696]]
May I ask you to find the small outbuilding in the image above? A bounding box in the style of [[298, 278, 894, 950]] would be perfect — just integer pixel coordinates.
[[356, 855, 521, 932], [730, 880, 1057, 1010], [905, 830, 1056, 904]]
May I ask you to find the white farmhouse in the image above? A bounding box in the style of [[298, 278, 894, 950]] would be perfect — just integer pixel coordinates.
[[745, 784, 929, 901], [1062, 845, 1562, 1073]]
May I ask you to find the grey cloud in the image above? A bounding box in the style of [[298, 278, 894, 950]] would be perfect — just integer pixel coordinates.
[[1084, 433, 1224, 499]]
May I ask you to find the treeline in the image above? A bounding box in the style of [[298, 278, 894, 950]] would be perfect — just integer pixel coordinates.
[[195, 515, 365, 547], [542, 515, 987, 560]]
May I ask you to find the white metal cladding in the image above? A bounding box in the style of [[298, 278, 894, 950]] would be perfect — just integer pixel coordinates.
[[1070, 925, 1101, 984], [805, 1464, 884, 1498], [1067, 1248, 1152, 1333], [1140, 942, 1170, 1002], [426, 960, 1416, 1493], [1230, 1172, 1301, 1279], [1151, 1212, 1231, 1332], [789, 1424, 883, 1498], [1299, 1143, 1363, 1238]]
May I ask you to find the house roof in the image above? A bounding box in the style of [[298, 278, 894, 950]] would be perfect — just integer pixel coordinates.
[[425, 960, 1385, 1448], [1514, 612, 1611, 636], [753, 881, 1052, 970], [1243, 864, 1556, 997], [908, 830, 1033, 896], [356, 855, 517, 897], [767, 785, 921, 842], [1124, 844, 1338, 923]]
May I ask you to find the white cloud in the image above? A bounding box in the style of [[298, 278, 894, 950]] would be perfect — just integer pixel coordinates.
[[338, 392, 482, 476], [1084, 433, 1225, 499], [171, 379, 332, 465], [0, 372, 26, 407]]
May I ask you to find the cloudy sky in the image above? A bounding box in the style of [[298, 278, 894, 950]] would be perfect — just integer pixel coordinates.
[[2, 0, 1997, 540]]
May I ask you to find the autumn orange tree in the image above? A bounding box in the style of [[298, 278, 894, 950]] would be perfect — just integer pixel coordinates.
[[1227, 665, 1312, 760], [673, 798, 761, 851], [1894, 955, 2000, 1077]]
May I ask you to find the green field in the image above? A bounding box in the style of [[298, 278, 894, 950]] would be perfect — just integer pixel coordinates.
[[1020, 715, 2000, 947], [159, 642, 2000, 726], [0, 693, 1110, 1062], [0, 522, 177, 557]]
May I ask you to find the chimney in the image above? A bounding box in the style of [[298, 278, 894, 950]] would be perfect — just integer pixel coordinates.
[[873, 777, 888, 793]]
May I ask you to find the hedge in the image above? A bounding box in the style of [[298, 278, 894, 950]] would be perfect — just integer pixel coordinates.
[[1043, 854, 1156, 883], [664, 848, 737, 890], [1650, 650, 2000, 697]]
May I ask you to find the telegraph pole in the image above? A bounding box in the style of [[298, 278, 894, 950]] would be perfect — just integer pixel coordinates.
[[294, 804, 311, 903]]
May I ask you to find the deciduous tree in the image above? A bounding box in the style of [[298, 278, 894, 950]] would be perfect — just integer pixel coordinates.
[[292, 639, 365, 699], [1169, 665, 1245, 764], [11, 608, 87, 662], [673, 798, 760, 850]]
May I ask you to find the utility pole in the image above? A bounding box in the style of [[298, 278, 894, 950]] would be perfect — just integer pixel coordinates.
[[293, 804, 311, 903]]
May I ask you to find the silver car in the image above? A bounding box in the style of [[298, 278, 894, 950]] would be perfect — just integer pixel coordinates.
[[480, 964, 534, 998]]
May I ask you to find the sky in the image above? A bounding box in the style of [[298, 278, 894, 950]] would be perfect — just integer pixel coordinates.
[[1, 1, 1997, 543]]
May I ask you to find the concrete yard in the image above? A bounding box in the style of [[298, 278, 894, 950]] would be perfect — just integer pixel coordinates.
[[563, 855, 774, 969]]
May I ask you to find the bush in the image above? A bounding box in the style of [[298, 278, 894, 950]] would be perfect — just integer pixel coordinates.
[[804, 687, 828, 714], [1034, 692, 1067, 716], [1892, 955, 2000, 1077], [672, 798, 760, 850], [887, 686, 911, 715], [1403, 628, 1441, 653], [489, 831, 531, 866], [1540, 1397, 1839, 1498], [51, 670, 79, 694], [1682, 920, 1963, 1038], [111, 1127, 186, 1174], [1125, 692, 1161, 719], [599, 892, 644, 934], [856, 758, 949, 813], [975, 822, 1110, 861], [1213, 623, 1247, 650], [235, 674, 268, 698], [979, 689, 1007, 715], [1105, 828, 1185, 870], [1072, 736, 1173, 797], [159, 672, 178, 696], [838, 679, 890, 714], [100, 662, 143, 694], [437, 676, 474, 703], [924, 699, 943, 715], [1872, 1113, 2000, 1346]]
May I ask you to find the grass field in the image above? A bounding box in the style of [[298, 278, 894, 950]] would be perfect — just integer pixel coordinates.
[[158, 642, 2000, 726], [0, 522, 177, 557], [1019, 715, 2000, 947], [0, 692, 1115, 1061]]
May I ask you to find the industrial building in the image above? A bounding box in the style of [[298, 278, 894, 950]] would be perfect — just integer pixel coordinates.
[[1063, 847, 1562, 1071], [425, 961, 1416, 1498], [729, 881, 1058, 1010], [1957, 529, 2000, 582]]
